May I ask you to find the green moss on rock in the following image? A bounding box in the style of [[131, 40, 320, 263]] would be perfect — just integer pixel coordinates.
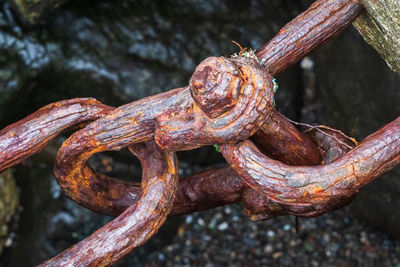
[[8, 0, 67, 24], [0, 170, 18, 254], [354, 0, 400, 73]]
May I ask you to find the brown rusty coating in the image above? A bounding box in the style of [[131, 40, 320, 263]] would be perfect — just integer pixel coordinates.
[[0, 0, 364, 216], [241, 190, 288, 221], [53, 118, 354, 220], [0, 98, 113, 173], [255, 0, 363, 76], [0, 97, 321, 217], [220, 116, 400, 216], [53, 56, 274, 209], [190, 57, 242, 118], [40, 141, 178, 267], [53, 87, 189, 211], [155, 57, 274, 150], [53, 108, 325, 217], [182, 121, 357, 219], [49, 0, 364, 220], [0, 0, 375, 265], [243, 126, 355, 219], [171, 166, 246, 215], [304, 127, 356, 164], [252, 109, 322, 166]]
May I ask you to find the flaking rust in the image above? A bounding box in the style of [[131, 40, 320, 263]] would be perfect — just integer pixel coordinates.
[[4, 0, 400, 266]]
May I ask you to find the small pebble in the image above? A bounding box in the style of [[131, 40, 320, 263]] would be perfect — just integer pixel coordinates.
[[267, 230, 275, 238], [215, 213, 223, 220], [185, 215, 193, 224], [158, 253, 165, 261], [218, 222, 229, 231], [4, 237, 13, 247], [264, 244, 273, 253], [197, 218, 205, 227], [204, 235, 212, 241], [300, 57, 314, 70], [283, 224, 291, 231], [224, 207, 232, 214], [208, 219, 217, 230], [272, 251, 283, 259]]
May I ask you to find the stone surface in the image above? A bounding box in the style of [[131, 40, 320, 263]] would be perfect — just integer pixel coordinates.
[[354, 0, 400, 73]]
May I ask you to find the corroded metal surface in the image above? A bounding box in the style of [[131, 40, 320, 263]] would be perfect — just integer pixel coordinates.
[[40, 141, 178, 266], [220, 118, 400, 215], [255, 0, 363, 76], [0, 98, 113, 173], [3, 0, 397, 266]]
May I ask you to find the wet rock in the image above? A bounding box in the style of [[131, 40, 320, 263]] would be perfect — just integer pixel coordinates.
[[0, 170, 18, 255]]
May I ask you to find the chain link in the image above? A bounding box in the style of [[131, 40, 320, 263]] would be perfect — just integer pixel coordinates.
[[0, 1, 379, 266]]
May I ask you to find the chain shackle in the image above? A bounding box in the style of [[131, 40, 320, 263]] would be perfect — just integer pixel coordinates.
[[155, 56, 274, 150], [220, 117, 400, 215]]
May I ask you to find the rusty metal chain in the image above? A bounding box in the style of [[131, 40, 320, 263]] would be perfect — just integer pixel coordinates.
[[3, 0, 396, 266]]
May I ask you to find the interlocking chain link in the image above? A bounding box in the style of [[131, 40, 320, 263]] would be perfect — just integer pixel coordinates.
[[3, 1, 393, 266]]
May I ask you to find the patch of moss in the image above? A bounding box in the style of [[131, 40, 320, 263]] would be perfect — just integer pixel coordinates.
[[0, 170, 18, 254], [354, 0, 400, 73], [9, 0, 67, 24]]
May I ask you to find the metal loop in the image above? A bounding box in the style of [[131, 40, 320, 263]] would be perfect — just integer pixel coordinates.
[[46, 141, 178, 266]]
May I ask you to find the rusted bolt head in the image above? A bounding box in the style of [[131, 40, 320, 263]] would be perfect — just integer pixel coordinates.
[[190, 57, 243, 119]]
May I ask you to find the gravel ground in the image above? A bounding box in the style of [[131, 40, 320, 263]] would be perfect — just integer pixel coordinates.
[[125, 203, 400, 266]]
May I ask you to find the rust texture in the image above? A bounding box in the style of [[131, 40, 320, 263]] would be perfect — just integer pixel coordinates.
[[40, 141, 178, 266], [53, 56, 274, 214], [252, 109, 322, 166], [220, 117, 400, 216], [52, 119, 352, 218], [255, 0, 363, 76], [0, 0, 385, 266], [234, 126, 356, 219], [0, 98, 113, 173]]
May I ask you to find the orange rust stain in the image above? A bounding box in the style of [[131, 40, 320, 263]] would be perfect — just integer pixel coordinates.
[[289, 129, 303, 141]]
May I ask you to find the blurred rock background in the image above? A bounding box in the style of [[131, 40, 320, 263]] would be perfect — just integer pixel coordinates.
[[0, 0, 399, 266]]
